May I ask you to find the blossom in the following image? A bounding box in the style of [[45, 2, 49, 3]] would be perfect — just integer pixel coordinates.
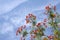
[[45, 6, 50, 11], [44, 19, 47, 22], [36, 22, 41, 27], [48, 35, 53, 39], [43, 22, 46, 25], [30, 35, 35, 40], [43, 24, 47, 28], [33, 15, 36, 20], [18, 27, 22, 33], [26, 16, 29, 19], [33, 30, 37, 34], [21, 37, 23, 40], [26, 15, 30, 24], [28, 13, 33, 18], [16, 26, 23, 36], [31, 34, 36, 38], [23, 25, 26, 29], [16, 30, 19, 36], [53, 6, 56, 11], [44, 11, 49, 15], [26, 19, 30, 24], [25, 13, 36, 24]]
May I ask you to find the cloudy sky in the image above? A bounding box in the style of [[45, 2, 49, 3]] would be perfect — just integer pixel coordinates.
[[0, 0, 60, 40]]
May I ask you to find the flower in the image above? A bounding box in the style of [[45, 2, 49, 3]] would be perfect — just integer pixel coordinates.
[[45, 6, 50, 11], [31, 34, 36, 38], [26, 16, 29, 19], [44, 19, 47, 22], [28, 14, 33, 18], [18, 26, 23, 33], [33, 16, 36, 20], [43, 22, 46, 25], [38, 23, 41, 25], [26, 19, 30, 24], [23, 25, 26, 29], [36, 22, 41, 27], [16, 30, 19, 36], [19, 27, 22, 32], [16, 26, 23, 36], [48, 35, 53, 39], [20, 36, 23, 40], [54, 6, 56, 11], [33, 30, 37, 34], [45, 25, 47, 28]]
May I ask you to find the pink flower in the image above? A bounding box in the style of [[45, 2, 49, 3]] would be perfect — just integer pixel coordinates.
[[31, 34, 36, 39], [26, 16, 29, 19], [28, 14, 33, 18], [36, 22, 41, 27], [45, 25, 47, 28], [26, 19, 30, 24], [43, 22, 46, 25], [21, 37, 23, 40], [16, 30, 19, 36], [18, 26, 23, 32], [44, 19, 47, 22], [54, 6, 56, 11], [23, 25, 26, 29], [45, 6, 50, 11], [48, 35, 53, 39]]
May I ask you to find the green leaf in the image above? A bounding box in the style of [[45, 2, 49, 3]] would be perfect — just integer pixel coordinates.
[[23, 31, 28, 37], [32, 21, 36, 26]]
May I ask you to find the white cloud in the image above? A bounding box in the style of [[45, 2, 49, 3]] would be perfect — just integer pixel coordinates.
[[10, 17, 25, 27], [0, 0, 27, 15], [0, 22, 14, 34]]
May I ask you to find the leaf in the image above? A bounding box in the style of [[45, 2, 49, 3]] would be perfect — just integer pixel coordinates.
[[54, 36, 58, 40], [23, 31, 28, 37], [32, 21, 36, 26], [54, 30, 58, 35]]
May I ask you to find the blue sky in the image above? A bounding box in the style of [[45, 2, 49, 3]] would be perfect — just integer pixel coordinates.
[[0, 0, 60, 40]]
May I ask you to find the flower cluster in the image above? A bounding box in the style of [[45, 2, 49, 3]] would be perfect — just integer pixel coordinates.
[[16, 25, 28, 39], [45, 5, 56, 18], [16, 5, 60, 40], [26, 14, 36, 23], [45, 5, 60, 40]]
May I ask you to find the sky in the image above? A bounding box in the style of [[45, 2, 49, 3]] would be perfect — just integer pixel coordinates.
[[0, 0, 60, 40]]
